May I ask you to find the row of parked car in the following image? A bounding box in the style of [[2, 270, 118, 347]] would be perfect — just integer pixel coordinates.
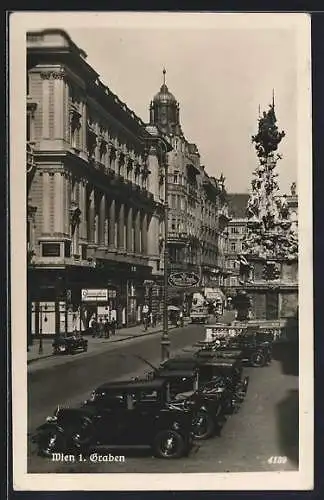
[[32, 329, 274, 460]]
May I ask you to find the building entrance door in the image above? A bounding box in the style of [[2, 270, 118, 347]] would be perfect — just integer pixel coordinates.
[[266, 291, 279, 320]]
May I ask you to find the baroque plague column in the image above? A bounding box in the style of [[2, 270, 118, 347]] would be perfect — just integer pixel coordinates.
[[237, 96, 298, 340]]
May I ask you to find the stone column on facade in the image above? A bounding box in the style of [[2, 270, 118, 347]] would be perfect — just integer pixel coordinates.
[[53, 171, 64, 234], [42, 79, 50, 139], [147, 145, 160, 201], [63, 173, 71, 236], [42, 171, 51, 234], [126, 206, 133, 253], [118, 203, 125, 250], [79, 179, 87, 240], [94, 192, 99, 245], [53, 78, 65, 140], [147, 214, 160, 258], [104, 194, 109, 247], [87, 188, 95, 242], [134, 209, 141, 254], [108, 199, 116, 249], [99, 193, 106, 246], [81, 101, 87, 154], [141, 212, 148, 256]]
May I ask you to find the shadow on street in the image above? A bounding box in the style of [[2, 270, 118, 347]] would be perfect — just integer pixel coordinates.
[[272, 341, 299, 376], [276, 388, 299, 467]]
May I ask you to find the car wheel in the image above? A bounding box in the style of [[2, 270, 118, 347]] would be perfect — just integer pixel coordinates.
[[250, 351, 266, 367], [153, 430, 186, 459], [70, 421, 93, 453], [37, 430, 66, 457], [192, 411, 215, 440]]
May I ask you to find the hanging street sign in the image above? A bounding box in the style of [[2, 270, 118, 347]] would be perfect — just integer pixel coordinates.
[[168, 272, 200, 288]]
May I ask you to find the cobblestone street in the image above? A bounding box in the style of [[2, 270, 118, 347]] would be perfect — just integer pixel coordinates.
[[28, 324, 299, 473]]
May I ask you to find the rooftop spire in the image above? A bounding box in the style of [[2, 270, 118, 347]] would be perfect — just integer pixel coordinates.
[[272, 88, 275, 108], [162, 67, 166, 86]]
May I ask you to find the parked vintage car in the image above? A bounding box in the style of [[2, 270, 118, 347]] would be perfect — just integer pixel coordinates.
[[52, 332, 88, 355], [217, 334, 272, 367], [201, 325, 273, 367], [32, 379, 195, 459], [151, 355, 249, 439]]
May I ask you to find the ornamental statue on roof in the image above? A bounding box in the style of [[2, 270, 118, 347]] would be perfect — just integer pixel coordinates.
[[240, 92, 298, 283]]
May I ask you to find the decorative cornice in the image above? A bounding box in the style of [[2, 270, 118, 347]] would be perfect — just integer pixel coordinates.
[[40, 70, 66, 80]]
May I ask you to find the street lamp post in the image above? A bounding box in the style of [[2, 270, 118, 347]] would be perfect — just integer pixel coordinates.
[[38, 304, 43, 355], [161, 145, 170, 360], [143, 129, 171, 361]]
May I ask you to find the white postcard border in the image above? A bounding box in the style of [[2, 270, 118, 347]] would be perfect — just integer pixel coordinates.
[[10, 11, 313, 491]]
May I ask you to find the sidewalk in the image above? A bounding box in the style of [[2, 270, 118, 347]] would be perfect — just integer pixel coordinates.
[[27, 319, 190, 364]]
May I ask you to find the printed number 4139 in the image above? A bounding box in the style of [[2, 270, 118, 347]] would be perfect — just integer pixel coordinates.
[[268, 456, 287, 464]]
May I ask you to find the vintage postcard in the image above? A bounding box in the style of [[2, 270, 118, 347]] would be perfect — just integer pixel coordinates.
[[10, 11, 313, 491]]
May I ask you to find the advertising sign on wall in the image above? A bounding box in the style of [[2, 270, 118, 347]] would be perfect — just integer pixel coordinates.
[[81, 289, 108, 302], [168, 272, 200, 288]]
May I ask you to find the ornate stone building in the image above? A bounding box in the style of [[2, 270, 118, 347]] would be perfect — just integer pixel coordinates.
[[149, 71, 229, 303], [225, 188, 298, 297], [27, 29, 170, 340], [224, 193, 249, 290]]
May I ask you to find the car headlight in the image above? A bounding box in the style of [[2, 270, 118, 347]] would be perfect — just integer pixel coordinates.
[[46, 416, 57, 422], [89, 391, 96, 402], [172, 421, 181, 431]]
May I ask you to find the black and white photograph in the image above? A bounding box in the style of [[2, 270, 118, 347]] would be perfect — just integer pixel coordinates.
[[10, 11, 313, 491]]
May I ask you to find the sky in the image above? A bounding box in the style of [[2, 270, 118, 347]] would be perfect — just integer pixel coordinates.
[[24, 13, 304, 194]]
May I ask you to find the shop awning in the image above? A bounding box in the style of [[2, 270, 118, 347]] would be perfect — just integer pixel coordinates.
[[168, 286, 204, 296], [204, 287, 226, 302]]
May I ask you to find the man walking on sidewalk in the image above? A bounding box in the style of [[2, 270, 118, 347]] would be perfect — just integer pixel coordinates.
[[110, 308, 117, 335], [142, 303, 149, 331], [103, 316, 110, 339], [90, 317, 98, 338]]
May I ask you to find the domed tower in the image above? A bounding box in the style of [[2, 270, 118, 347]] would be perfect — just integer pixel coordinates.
[[149, 69, 182, 135]]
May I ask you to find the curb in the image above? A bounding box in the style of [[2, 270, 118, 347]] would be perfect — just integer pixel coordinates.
[[26, 324, 185, 366]]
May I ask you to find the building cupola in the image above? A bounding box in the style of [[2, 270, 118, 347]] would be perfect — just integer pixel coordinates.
[[149, 68, 182, 135]]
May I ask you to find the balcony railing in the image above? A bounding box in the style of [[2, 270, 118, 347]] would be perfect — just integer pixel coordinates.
[[27, 142, 36, 174]]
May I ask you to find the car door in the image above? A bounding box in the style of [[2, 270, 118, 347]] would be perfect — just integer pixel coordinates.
[[94, 392, 129, 445], [118, 390, 160, 445]]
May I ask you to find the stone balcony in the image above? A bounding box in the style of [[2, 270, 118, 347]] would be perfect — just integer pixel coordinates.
[[27, 142, 36, 174]]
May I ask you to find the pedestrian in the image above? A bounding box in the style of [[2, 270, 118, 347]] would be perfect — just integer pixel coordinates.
[[142, 303, 149, 331], [103, 316, 110, 339], [179, 309, 184, 327], [90, 317, 97, 338], [110, 308, 117, 335], [98, 317, 105, 338]]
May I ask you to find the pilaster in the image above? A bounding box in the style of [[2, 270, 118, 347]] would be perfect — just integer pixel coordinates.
[[135, 209, 141, 254], [108, 199, 116, 249], [42, 171, 51, 233], [118, 203, 125, 250], [53, 172, 64, 233]]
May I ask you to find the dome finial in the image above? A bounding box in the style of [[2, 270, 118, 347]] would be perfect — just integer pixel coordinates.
[[163, 67, 166, 86], [272, 88, 275, 109]]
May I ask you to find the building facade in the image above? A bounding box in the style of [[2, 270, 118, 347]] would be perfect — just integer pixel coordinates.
[[27, 29, 170, 340], [149, 71, 229, 304], [224, 193, 249, 291], [224, 189, 298, 296]]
